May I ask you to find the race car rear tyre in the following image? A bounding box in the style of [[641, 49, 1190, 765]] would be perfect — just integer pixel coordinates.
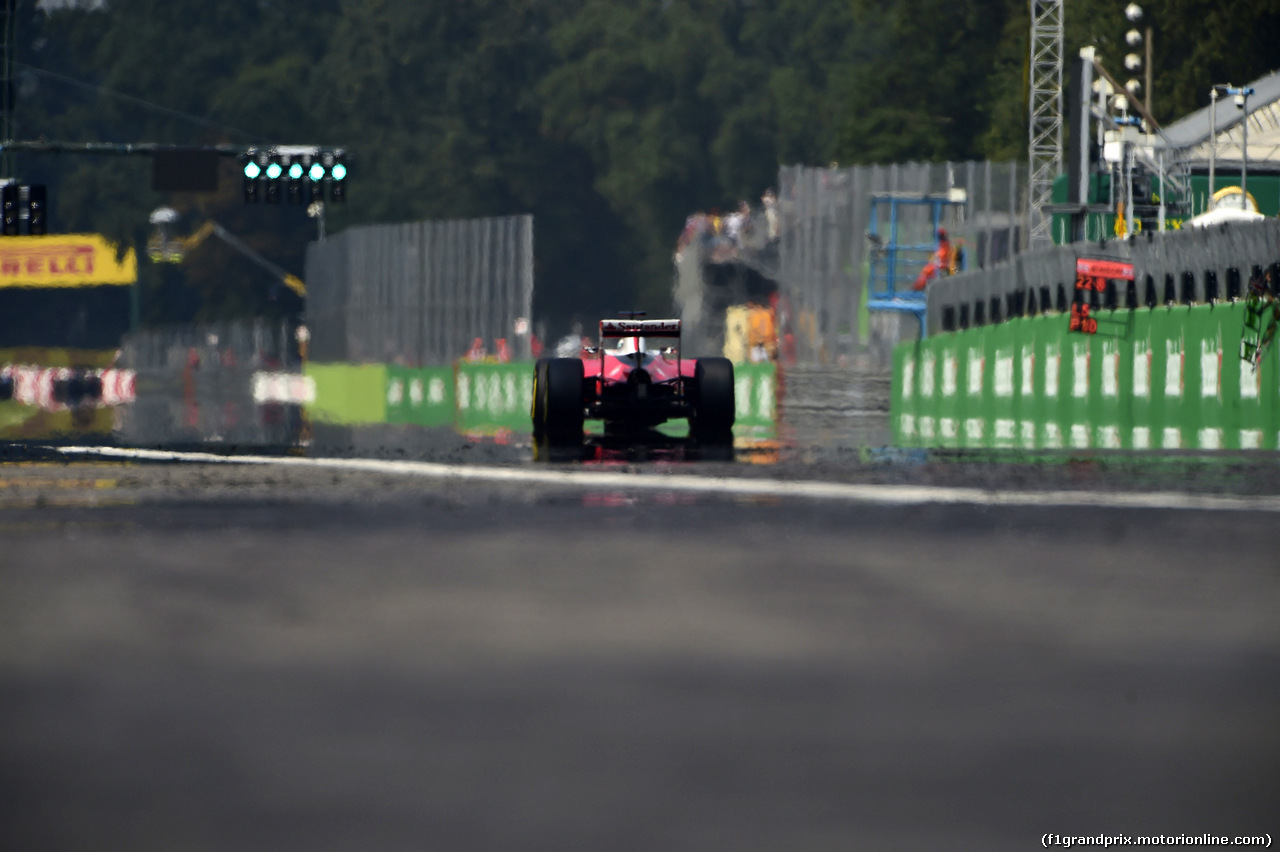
[[692, 357, 734, 442], [531, 358, 550, 437], [544, 357, 584, 446]]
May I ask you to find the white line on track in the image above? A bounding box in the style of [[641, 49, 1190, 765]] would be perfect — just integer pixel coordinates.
[[54, 445, 1280, 513]]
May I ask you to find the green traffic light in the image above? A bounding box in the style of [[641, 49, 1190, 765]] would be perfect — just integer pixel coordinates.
[[309, 162, 325, 181], [331, 163, 347, 181], [243, 161, 261, 179], [288, 162, 304, 180], [265, 162, 283, 180]]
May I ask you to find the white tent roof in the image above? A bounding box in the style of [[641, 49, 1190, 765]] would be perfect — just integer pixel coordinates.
[[1163, 69, 1280, 170], [1184, 207, 1265, 228]]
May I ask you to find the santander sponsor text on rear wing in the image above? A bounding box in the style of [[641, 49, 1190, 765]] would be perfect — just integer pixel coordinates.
[[596, 318, 683, 381], [598, 319, 681, 338]]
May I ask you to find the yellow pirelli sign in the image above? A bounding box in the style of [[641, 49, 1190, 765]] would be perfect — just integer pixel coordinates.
[[0, 234, 137, 287]]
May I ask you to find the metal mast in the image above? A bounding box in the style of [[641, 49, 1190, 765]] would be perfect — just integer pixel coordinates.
[[1028, 0, 1065, 248], [0, 0, 14, 180]]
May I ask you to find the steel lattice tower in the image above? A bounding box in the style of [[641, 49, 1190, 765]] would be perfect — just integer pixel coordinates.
[[1028, 0, 1064, 248]]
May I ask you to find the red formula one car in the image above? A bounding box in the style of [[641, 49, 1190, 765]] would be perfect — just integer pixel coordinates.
[[532, 315, 735, 449]]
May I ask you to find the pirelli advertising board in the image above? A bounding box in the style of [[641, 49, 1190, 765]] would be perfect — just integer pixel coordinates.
[[0, 234, 137, 288]]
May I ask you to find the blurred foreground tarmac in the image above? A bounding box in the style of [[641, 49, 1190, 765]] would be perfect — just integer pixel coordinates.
[[0, 459, 1277, 850]]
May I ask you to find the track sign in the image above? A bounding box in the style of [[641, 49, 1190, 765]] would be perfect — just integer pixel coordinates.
[[151, 148, 220, 193], [1, 184, 17, 236], [27, 185, 46, 235], [264, 157, 283, 203], [238, 146, 347, 204], [241, 154, 262, 203], [327, 152, 346, 203], [307, 158, 325, 203], [286, 158, 305, 204]]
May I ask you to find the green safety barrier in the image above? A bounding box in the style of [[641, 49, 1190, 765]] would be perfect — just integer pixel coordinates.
[[455, 362, 534, 434], [386, 365, 455, 428], [893, 302, 1278, 451], [308, 359, 780, 437], [305, 363, 388, 425], [733, 360, 779, 438]]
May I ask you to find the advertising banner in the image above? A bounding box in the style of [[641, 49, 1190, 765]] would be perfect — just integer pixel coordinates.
[[732, 361, 778, 437], [305, 363, 387, 425], [893, 301, 1280, 451], [455, 362, 533, 434], [1123, 314, 1151, 448], [893, 343, 918, 447], [308, 359, 780, 439], [386, 366, 455, 428], [0, 234, 137, 287], [934, 339, 961, 448], [988, 321, 1017, 449]]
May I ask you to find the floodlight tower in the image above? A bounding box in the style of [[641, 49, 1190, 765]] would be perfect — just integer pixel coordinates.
[[1028, 0, 1065, 248]]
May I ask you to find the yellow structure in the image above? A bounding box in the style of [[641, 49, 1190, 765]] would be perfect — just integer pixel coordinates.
[[148, 220, 305, 298], [0, 234, 136, 288], [723, 304, 777, 363], [1211, 185, 1260, 213]]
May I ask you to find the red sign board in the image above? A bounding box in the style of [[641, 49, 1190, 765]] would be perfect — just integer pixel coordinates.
[[1069, 302, 1097, 334], [1069, 257, 1135, 334], [1075, 258, 1134, 280]]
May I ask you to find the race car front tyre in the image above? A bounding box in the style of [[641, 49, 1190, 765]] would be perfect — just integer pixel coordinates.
[[531, 358, 550, 437], [544, 357, 585, 446], [692, 357, 734, 442]]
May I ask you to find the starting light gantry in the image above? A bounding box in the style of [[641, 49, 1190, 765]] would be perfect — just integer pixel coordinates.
[[0, 140, 349, 204], [239, 145, 347, 205]]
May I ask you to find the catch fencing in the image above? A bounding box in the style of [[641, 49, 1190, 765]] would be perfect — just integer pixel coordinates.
[[120, 318, 299, 373], [116, 318, 303, 446], [775, 161, 1027, 366], [305, 215, 534, 366]]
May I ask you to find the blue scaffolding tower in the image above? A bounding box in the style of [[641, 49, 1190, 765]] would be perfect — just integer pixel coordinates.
[[865, 193, 966, 338]]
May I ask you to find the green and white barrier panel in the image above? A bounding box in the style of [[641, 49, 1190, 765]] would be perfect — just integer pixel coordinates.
[[387, 365, 456, 429], [893, 302, 1278, 450], [305, 363, 388, 426], [307, 359, 779, 437], [733, 361, 778, 438], [455, 363, 534, 435]]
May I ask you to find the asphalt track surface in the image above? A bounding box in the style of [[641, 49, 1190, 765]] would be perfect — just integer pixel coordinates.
[[1, 445, 1279, 851]]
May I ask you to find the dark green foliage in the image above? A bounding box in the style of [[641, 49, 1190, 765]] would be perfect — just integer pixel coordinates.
[[10, 0, 1278, 337]]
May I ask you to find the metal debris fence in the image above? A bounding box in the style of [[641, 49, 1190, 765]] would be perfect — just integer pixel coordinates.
[[116, 318, 301, 446], [120, 319, 298, 373], [925, 218, 1280, 336], [774, 161, 1027, 365], [305, 215, 535, 366]]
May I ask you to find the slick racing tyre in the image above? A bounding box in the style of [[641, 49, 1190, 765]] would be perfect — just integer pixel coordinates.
[[544, 357, 585, 446], [692, 357, 734, 442], [531, 358, 550, 438]]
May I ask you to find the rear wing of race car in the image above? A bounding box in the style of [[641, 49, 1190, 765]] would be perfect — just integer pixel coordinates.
[[597, 318, 683, 378], [598, 319, 682, 339]]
